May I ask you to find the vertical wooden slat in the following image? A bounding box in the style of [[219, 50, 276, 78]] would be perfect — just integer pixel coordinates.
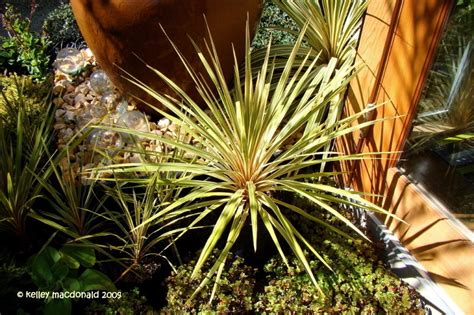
[[339, 0, 453, 200], [337, 0, 474, 313]]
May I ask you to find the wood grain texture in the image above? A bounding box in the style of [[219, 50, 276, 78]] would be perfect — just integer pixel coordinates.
[[384, 168, 474, 314], [338, 0, 452, 199], [337, 0, 474, 313]]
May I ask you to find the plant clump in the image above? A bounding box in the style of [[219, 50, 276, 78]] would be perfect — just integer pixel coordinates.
[[252, 195, 424, 313], [163, 249, 257, 314], [0, 75, 55, 236], [85, 287, 152, 315], [0, 4, 51, 81], [42, 2, 84, 50], [254, 243, 423, 314], [0, 73, 51, 124]]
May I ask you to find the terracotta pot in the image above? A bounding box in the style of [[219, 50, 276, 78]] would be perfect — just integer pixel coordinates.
[[70, 0, 263, 114]]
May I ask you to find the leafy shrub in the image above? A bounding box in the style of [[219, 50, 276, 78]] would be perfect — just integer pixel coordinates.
[[28, 244, 116, 315], [252, 0, 299, 49], [0, 4, 50, 81], [42, 2, 85, 50], [162, 250, 257, 314], [85, 287, 152, 315]]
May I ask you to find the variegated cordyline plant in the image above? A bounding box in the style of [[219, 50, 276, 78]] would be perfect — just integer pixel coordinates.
[[101, 143, 197, 281], [0, 78, 55, 236], [252, 0, 369, 171], [96, 24, 398, 300], [260, 0, 368, 67], [103, 174, 180, 281], [408, 39, 473, 152]]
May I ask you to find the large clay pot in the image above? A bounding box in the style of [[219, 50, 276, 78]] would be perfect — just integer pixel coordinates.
[[70, 0, 263, 114]]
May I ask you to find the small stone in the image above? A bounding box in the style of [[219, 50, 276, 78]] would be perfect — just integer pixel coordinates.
[[54, 71, 68, 82], [54, 123, 66, 130], [79, 86, 89, 95], [53, 80, 68, 95], [157, 118, 171, 130], [90, 104, 108, 118], [82, 48, 94, 61], [183, 152, 196, 159], [75, 94, 87, 106], [129, 154, 141, 163], [53, 97, 64, 107], [63, 93, 75, 105], [75, 109, 93, 128], [59, 128, 75, 141], [154, 144, 164, 153], [66, 84, 75, 93], [64, 111, 76, 122], [163, 131, 174, 139], [55, 109, 66, 118], [148, 122, 158, 130]]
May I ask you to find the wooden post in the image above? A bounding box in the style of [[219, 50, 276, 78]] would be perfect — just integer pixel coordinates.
[[337, 1, 474, 313]]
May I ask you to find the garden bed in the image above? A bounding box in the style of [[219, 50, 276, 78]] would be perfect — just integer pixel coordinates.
[[0, 192, 427, 314], [1, 1, 433, 314], [0, 49, 429, 313]]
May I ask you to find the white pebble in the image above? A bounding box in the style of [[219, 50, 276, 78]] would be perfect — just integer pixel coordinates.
[[157, 118, 171, 129]]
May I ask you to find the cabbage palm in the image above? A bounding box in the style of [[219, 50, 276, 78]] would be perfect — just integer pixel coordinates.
[[409, 39, 473, 151], [98, 24, 397, 299], [103, 177, 180, 280], [102, 147, 196, 281], [0, 78, 55, 235], [30, 155, 109, 237], [252, 0, 368, 69], [251, 0, 368, 171]]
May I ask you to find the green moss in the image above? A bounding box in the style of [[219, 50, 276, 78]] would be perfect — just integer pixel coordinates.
[[254, 198, 425, 314], [255, 246, 423, 313], [160, 193, 424, 314], [162, 249, 257, 314], [85, 287, 152, 315]]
